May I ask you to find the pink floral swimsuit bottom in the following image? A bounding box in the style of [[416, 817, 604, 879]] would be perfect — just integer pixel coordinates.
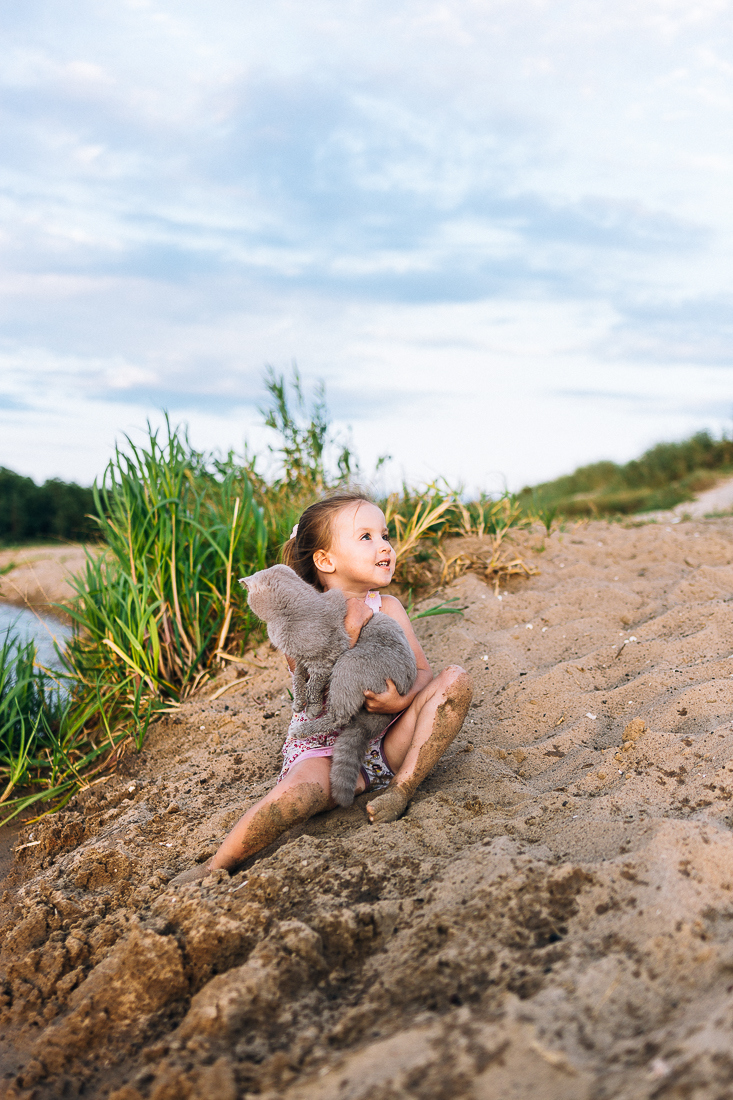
[[277, 590, 397, 792]]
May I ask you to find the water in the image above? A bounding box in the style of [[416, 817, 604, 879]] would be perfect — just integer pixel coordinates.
[[0, 603, 72, 671]]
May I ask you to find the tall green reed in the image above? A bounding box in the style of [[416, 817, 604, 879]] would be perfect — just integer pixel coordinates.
[[0, 634, 58, 806], [65, 419, 268, 706], [245, 365, 362, 550], [0, 419, 271, 823], [0, 634, 100, 823]]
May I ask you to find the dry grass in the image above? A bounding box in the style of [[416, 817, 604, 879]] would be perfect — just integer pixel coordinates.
[[387, 491, 537, 596], [437, 542, 539, 593]]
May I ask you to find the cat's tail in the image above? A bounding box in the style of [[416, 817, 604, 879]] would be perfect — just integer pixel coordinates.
[[330, 714, 389, 807], [330, 723, 370, 807]]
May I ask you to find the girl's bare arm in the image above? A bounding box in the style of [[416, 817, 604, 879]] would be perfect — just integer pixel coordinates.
[[344, 597, 373, 645]]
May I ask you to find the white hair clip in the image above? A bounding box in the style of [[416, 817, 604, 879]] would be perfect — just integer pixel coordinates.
[[290, 523, 299, 540]]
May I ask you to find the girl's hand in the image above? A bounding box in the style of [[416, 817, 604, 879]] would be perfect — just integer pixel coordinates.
[[344, 598, 373, 647], [364, 666, 433, 714], [363, 679, 409, 714]]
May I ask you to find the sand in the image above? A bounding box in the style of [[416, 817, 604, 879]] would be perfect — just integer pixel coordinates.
[[0, 545, 90, 614], [674, 475, 733, 519], [4, 516, 733, 1098]]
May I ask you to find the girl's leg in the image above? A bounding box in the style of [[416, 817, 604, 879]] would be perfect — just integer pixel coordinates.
[[366, 665, 472, 825], [170, 756, 335, 885]]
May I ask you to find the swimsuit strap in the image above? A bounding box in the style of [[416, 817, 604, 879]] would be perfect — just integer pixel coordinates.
[[364, 590, 382, 612]]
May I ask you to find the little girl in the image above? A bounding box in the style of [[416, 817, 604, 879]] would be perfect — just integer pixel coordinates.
[[172, 492, 472, 884]]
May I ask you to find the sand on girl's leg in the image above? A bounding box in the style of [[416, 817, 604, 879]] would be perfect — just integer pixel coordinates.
[[212, 779, 330, 870], [171, 759, 333, 883], [366, 667, 472, 825]]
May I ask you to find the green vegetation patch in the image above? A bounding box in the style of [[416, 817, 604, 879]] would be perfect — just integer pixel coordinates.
[[520, 431, 733, 517]]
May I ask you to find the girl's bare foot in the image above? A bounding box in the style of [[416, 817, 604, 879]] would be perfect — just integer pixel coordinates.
[[366, 668, 472, 826], [366, 784, 409, 824], [169, 858, 214, 887]]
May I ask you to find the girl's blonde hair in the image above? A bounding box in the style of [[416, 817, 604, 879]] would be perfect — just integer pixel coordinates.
[[281, 492, 375, 589]]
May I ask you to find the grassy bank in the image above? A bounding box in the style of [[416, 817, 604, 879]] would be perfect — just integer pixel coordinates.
[[520, 431, 733, 519], [0, 376, 532, 823], [8, 376, 723, 822]]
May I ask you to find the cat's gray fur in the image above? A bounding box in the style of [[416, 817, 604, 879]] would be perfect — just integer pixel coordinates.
[[239, 564, 417, 806]]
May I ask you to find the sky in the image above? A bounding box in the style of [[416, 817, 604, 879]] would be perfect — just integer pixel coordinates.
[[2, 0, 733, 494]]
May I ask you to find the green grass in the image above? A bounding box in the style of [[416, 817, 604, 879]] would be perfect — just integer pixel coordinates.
[[520, 431, 733, 519], [0, 417, 272, 823], [64, 420, 268, 705], [0, 634, 119, 822]]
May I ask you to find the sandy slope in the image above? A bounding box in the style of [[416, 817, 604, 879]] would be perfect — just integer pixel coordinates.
[[4, 518, 733, 1098], [0, 546, 89, 613]]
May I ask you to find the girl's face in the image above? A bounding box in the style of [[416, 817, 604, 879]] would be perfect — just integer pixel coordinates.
[[314, 501, 396, 591]]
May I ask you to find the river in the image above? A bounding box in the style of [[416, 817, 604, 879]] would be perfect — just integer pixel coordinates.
[[0, 603, 72, 670]]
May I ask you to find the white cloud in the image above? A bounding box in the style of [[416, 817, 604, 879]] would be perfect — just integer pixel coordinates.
[[1, 0, 733, 486]]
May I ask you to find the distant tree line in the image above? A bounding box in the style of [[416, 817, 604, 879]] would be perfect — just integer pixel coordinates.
[[0, 468, 97, 543]]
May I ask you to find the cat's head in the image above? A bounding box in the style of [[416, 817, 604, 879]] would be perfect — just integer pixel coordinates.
[[239, 564, 301, 621]]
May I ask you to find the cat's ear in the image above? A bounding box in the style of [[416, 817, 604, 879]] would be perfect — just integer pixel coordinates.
[[239, 576, 253, 589], [323, 588, 346, 608]]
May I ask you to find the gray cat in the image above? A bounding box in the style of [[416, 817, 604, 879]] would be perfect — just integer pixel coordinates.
[[239, 564, 417, 806]]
